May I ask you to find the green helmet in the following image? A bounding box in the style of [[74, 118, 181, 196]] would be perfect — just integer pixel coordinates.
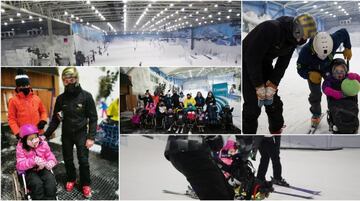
[[341, 78, 360, 97], [293, 13, 317, 40]]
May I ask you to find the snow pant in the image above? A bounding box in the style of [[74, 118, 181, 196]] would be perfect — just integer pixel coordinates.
[[62, 130, 90, 186], [308, 79, 322, 117], [256, 136, 282, 181], [25, 169, 57, 200], [168, 149, 234, 200], [242, 66, 284, 134]]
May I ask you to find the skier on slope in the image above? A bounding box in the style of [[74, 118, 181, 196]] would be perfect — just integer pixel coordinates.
[[256, 135, 289, 187], [297, 29, 352, 127], [242, 14, 317, 134]]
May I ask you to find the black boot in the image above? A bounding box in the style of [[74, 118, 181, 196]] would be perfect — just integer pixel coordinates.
[[271, 177, 290, 187]]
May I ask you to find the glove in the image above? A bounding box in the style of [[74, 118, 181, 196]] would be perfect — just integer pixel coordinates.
[[308, 71, 322, 84], [256, 85, 266, 100], [343, 48, 352, 60], [16, 133, 20, 140], [34, 156, 46, 170], [45, 160, 56, 170], [347, 73, 359, 80], [265, 81, 277, 100], [37, 120, 47, 130], [256, 85, 268, 107]]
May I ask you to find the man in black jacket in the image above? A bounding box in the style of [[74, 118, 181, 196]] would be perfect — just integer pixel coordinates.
[[242, 14, 317, 134], [44, 67, 97, 198]]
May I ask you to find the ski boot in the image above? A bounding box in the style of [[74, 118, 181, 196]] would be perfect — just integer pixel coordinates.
[[65, 180, 76, 192], [271, 177, 290, 187], [82, 186, 92, 198]]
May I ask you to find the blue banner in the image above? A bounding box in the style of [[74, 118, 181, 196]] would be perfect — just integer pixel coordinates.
[[212, 83, 228, 97]]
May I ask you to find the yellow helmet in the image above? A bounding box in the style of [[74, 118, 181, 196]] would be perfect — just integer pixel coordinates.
[[62, 67, 79, 80], [293, 13, 317, 40]]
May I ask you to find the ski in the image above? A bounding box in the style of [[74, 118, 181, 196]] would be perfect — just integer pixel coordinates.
[[273, 190, 314, 199], [307, 113, 326, 134], [274, 184, 321, 195], [163, 189, 314, 200]]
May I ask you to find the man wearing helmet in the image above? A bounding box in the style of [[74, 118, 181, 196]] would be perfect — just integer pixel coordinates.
[[44, 67, 98, 198], [297, 29, 352, 126], [243, 13, 317, 134]]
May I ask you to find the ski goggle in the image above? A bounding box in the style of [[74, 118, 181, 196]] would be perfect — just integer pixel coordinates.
[[333, 70, 346, 79]]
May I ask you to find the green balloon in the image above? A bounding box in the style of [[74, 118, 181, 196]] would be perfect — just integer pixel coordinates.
[[341, 78, 360, 96]]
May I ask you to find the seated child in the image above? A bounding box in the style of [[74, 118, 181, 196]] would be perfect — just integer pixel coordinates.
[[16, 124, 58, 200], [322, 58, 359, 133]]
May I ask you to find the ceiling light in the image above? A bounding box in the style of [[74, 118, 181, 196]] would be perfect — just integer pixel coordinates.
[[4, 22, 8, 25], [21, 20, 25, 23], [9, 18, 13, 22], [17, 12, 21, 17], [204, 8, 208, 11], [39, 18, 43, 22], [29, 15, 33, 19], [91, 6, 95, 10]]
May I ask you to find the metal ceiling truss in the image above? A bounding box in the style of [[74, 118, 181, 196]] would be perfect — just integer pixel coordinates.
[[1, 0, 240, 34]]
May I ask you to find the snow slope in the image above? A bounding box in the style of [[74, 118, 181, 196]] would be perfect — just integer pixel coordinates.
[[93, 38, 240, 67], [120, 136, 360, 200]]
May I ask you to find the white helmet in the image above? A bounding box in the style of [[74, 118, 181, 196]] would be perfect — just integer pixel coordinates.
[[313, 32, 333, 60]]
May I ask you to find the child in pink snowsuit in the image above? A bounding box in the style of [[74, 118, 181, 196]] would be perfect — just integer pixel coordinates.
[[322, 58, 360, 100], [322, 58, 360, 133], [145, 102, 156, 116], [16, 124, 58, 200]]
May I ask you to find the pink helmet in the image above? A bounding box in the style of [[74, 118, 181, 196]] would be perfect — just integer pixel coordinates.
[[19, 124, 39, 138], [223, 139, 236, 150]]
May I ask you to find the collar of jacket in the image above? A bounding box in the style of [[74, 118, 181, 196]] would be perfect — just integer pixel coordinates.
[[16, 91, 34, 99]]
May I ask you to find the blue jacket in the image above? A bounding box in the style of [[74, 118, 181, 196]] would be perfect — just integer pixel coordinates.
[[297, 29, 351, 79]]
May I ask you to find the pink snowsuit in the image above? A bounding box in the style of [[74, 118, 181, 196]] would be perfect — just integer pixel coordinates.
[[145, 103, 156, 116], [16, 138, 58, 172]]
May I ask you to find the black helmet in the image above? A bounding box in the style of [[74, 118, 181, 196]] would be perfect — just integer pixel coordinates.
[[331, 58, 348, 74]]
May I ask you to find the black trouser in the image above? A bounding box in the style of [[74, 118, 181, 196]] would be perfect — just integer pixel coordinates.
[[62, 130, 90, 186], [26, 169, 57, 200], [168, 150, 234, 200], [256, 136, 282, 181], [242, 66, 284, 134], [308, 79, 322, 117]]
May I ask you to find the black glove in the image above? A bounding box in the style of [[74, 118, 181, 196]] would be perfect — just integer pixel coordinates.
[[37, 120, 47, 129], [16, 133, 21, 140], [43, 130, 51, 140]]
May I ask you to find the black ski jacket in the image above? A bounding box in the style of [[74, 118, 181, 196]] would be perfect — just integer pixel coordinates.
[[45, 86, 98, 140], [243, 16, 307, 87]]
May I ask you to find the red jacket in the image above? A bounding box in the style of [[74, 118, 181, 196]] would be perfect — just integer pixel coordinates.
[[8, 91, 48, 135]]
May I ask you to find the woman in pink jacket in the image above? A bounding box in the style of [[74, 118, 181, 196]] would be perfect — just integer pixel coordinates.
[[16, 124, 57, 200]]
